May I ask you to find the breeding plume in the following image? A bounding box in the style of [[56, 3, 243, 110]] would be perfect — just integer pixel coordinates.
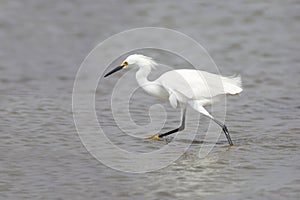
[[104, 54, 242, 146]]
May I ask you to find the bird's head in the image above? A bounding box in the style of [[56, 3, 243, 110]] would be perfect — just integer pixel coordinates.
[[104, 54, 157, 77]]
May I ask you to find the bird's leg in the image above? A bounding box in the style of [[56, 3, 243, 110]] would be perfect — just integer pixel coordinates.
[[189, 102, 234, 146], [148, 107, 186, 140], [211, 118, 234, 146], [159, 107, 186, 138]]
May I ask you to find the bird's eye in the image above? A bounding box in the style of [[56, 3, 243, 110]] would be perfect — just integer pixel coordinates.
[[123, 61, 128, 66]]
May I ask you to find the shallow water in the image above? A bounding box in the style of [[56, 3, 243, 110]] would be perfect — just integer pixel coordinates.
[[1, 0, 300, 199]]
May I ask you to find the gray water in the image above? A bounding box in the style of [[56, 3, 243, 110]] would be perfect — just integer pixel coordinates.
[[1, 0, 300, 199]]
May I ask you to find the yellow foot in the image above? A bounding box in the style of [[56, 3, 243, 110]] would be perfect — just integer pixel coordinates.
[[147, 134, 163, 141]]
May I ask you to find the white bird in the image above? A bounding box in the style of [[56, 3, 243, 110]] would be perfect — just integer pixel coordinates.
[[104, 54, 242, 146]]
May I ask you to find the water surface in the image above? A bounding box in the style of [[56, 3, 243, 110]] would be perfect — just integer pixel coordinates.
[[1, 0, 299, 199]]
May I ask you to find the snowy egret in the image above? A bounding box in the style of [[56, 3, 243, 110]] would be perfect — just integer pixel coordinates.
[[104, 54, 242, 146]]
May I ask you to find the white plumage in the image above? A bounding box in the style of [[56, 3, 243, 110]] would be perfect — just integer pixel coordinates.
[[104, 54, 243, 146], [156, 69, 242, 106]]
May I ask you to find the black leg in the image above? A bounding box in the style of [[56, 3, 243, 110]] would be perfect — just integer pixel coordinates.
[[212, 118, 234, 146], [158, 107, 186, 138]]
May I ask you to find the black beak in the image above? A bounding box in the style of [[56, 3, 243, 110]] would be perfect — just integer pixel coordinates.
[[104, 66, 123, 77]]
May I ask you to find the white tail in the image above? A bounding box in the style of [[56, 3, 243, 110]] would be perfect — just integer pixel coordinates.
[[221, 75, 243, 95]]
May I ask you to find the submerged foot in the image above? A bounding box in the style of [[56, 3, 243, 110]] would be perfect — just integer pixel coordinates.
[[222, 144, 239, 149]]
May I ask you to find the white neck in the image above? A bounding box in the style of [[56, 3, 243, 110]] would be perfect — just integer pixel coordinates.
[[135, 65, 152, 88], [134, 59, 164, 98], [135, 65, 164, 99]]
